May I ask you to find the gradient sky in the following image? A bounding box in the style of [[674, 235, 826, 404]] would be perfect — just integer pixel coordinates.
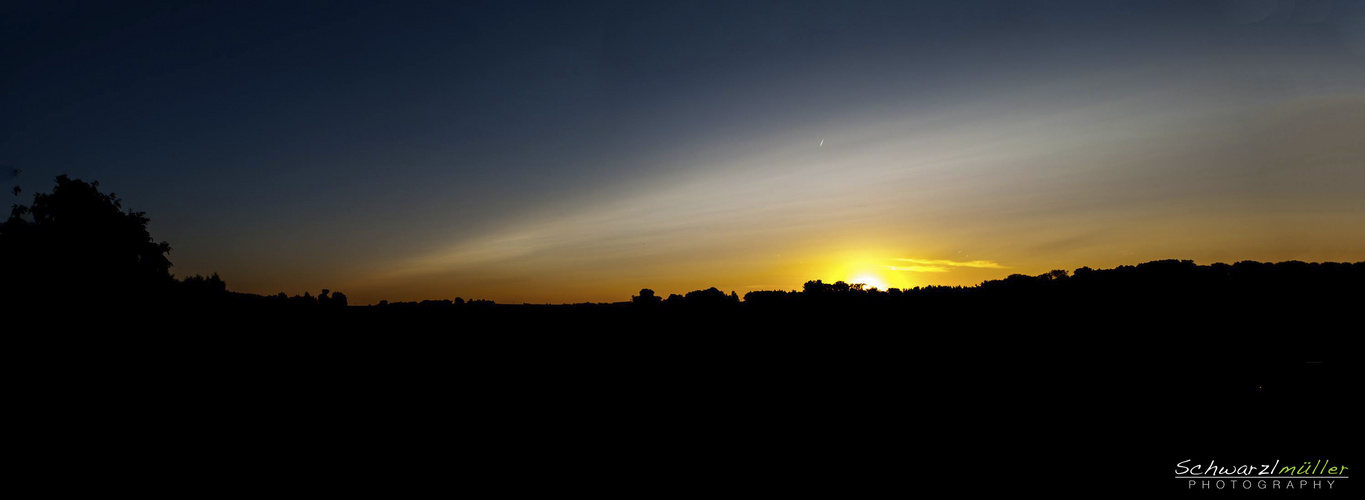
[[4, 1, 1364, 304]]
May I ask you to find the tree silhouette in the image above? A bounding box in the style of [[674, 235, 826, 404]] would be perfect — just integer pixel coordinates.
[[1, 175, 172, 305], [180, 272, 227, 295], [319, 289, 349, 308], [633, 288, 661, 307]]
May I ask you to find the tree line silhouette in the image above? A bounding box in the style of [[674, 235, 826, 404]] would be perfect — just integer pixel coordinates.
[[5, 174, 1364, 318], [1, 175, 355, 311], [7, 175, 1355, 496]]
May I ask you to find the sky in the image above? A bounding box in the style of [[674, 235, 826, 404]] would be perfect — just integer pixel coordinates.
[[3, 0, 1364, 304]]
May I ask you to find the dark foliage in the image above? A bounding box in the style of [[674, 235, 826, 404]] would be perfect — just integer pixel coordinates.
[[631, 288, 661, 307], [1, 175, 172, 305], [1, 176, 351, 311]]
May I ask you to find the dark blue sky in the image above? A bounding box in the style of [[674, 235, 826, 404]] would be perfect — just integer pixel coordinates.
[[4, 1, 1363, 303]]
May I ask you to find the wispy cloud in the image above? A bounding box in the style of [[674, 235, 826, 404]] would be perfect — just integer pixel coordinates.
[[889, 258, 1005, 273]]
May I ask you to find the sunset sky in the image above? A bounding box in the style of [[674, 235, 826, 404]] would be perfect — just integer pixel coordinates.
[[4, 1, 1364, 304]]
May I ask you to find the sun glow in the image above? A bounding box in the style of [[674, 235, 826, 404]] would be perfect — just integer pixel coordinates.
[[802, 250, 923, 293], [851, 274, 888, 291]]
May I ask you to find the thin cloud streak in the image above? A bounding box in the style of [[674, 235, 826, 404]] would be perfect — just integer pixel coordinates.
[[887, 265, 951, 273], [891, 258, 1006, 272]]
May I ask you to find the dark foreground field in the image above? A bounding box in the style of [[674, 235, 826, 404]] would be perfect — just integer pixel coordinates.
[[16, 264, 1358, 497]]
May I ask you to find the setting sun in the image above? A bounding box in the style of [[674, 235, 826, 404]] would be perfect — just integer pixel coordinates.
[[851, 274, 888, 291]]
